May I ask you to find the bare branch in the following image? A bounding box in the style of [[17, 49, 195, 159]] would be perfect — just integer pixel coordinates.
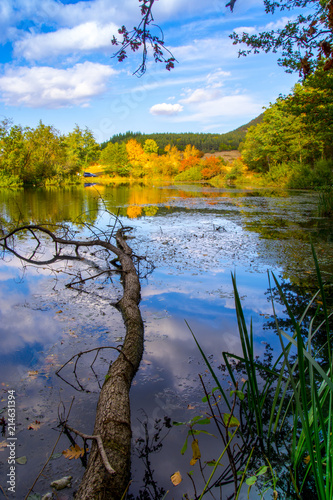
[[63, 424, 116, 475]]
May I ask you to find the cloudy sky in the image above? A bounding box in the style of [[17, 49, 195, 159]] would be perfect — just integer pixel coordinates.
[[0, 0, 300, 142]]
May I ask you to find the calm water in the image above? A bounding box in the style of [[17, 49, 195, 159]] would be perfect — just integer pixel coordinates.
[[0, 184, 332, 499]]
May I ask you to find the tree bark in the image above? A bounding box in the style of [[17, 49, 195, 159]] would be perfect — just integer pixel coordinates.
[[75, 229, 144, 499]]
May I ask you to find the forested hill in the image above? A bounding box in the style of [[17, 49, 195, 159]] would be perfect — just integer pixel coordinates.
[[102, 114, 264, 154]]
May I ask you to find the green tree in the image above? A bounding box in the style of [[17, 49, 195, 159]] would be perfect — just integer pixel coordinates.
[[63, 125, 100, 173], [100, 142, 130, 176], [0, 122, 27, 179], [241, 102, 321, 172], [143, 139, 158, 154], [23, 121, 64, 184], [280, 66, 333, 157]]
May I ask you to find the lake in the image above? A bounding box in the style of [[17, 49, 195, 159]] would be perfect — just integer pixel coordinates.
[[0, 183, 332, 499]]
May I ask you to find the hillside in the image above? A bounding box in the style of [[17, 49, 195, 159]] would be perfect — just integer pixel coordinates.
[[101, 114, 264, 154]]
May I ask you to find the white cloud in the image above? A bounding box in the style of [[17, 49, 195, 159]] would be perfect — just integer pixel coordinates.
[[14, 21, 119, 61], [0, 62, 117, 108], [175, 94, 263, 123], [149, 103, 183, 116], [233, 26, 257, 36], [180, 88, 222, 104]]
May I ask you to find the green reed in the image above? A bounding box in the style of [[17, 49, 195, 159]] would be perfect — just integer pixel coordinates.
[[188, 245, 332, 499]]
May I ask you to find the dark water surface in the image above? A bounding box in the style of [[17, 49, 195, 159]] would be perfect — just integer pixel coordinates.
[[0, 184, 332, 499]]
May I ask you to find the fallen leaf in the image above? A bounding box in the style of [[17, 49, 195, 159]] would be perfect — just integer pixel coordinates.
[[16, 456, 27, 465], [28, 370, 39, 377], [56, 310, 63, 314], [0, 440, 7, 451], [62, 443, 88, 460], [170, 471, 182, 486], [187, 404, 195, 410], [28, 420, 41, 431], [190, 438, 201, 466]]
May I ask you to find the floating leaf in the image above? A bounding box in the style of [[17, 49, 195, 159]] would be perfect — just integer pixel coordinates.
[[62, 444, 88, 460], [223, 413, 240, 428], [0, 440, 7, 451], [170, 471, 182, 486], [187, 404, 195, 410], [190, 438, 201, 465], [16, 456, 27, 465], [50, 453, 63, 460], [28, 420, 41, 431], [28, 370, 39, 377]]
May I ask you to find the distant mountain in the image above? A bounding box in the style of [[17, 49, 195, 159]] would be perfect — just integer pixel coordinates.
[[229, 113, 264, 134], [102, 114, 264, 154]]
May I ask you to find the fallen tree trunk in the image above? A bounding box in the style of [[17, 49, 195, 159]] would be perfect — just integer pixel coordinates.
[[0, 221, 145, 499], [75, 229, 144, 499]]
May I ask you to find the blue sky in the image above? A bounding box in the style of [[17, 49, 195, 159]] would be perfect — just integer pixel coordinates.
[[0, 0, 300, 142]]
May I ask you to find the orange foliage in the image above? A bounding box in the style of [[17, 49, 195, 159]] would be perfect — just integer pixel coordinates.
[[179, 156, 200, 172], [127, 206, 143, 218], [200, 156, 223, 180]]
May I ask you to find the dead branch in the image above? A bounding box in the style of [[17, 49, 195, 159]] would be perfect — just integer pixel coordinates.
[[63, 424, 115, 475]]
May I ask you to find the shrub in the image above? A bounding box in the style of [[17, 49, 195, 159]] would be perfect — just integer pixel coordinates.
[[288, 158, 333, 189], [174, 166, 202, 181]]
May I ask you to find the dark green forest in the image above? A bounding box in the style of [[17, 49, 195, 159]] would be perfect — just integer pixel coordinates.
[[101, 115, 264, 154]]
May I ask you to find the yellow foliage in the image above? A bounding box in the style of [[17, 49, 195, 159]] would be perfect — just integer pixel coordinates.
[[126, 139, 147, 165], [127, 206, 143, 219], [183, 144, 201, 159]]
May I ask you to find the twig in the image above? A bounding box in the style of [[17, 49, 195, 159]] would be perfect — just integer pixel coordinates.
[[0, 483, 9, 500], [64, 424, 115, 474]]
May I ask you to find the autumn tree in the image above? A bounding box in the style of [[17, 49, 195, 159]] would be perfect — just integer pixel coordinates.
[[201, 156, 225, 179], [126, 138, 148, 177]]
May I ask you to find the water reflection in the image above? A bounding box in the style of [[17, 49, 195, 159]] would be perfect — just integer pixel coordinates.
[[0, 184, 332, 498]]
